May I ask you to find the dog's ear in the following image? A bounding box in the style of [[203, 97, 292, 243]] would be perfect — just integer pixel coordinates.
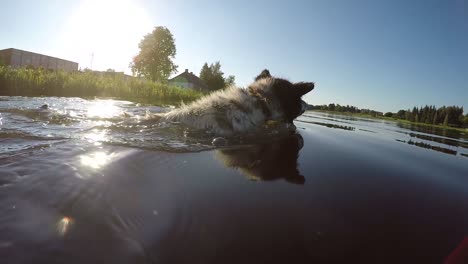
[[255, 69, 272, 81], [294, 82, 314, 96]]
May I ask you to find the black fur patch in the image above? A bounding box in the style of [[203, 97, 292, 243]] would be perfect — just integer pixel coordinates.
[[271, 79, 314, 123], [255, 69, 272, 81]]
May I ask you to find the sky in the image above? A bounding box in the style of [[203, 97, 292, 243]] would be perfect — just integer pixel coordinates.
[[1, 0, 467, 112]]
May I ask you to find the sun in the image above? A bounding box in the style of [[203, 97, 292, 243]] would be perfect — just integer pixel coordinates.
[[56, 0, 153, 73]]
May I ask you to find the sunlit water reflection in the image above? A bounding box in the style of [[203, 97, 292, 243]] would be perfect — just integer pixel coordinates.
[[0, 97, 467, 264], [80, 151, 115, 169]]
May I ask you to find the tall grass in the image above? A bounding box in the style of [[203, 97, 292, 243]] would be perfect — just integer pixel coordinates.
[[0, 66, 202, 104]]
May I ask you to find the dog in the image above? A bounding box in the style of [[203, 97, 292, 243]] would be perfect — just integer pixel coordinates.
[[159, 70, 314, 136]]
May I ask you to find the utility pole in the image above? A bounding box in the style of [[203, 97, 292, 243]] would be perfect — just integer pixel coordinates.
[[90, 52, 94, 70]]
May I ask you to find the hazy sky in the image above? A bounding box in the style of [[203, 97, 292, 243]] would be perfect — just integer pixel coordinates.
[[1, 0, 467, 112]]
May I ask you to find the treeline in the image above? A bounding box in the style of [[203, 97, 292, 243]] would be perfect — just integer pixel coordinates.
[[0, 66, 201, 104], [308, 102, 468, 128], [308, 103, 384, 117], [384, 105, 467, 127]]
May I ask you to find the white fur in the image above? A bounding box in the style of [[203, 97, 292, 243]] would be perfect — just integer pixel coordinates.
[[160, 79, 283, 136]]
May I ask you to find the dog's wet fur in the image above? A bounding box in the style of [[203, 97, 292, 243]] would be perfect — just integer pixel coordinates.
[[160, 70, 314, 136]]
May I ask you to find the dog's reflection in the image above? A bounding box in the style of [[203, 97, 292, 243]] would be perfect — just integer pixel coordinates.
[[215, 133, 305, 184]]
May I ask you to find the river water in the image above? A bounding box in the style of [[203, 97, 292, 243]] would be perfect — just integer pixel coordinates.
[[0, 96, 467, 263]]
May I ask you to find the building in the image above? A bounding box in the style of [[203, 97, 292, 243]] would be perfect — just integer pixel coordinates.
[[0, 48, 78, 71], [168, 69, 209, 91]]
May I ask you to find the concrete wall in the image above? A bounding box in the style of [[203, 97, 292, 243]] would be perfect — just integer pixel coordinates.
[[0, 48, 78, 71], [0, 49, 12, 65]]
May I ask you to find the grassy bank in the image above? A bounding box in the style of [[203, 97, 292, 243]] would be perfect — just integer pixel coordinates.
[[0, 66, 202, 105], [312, 110, 467, 133]]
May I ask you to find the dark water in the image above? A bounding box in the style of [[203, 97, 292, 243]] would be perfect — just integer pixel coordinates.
[[1, 97, 467, 264]]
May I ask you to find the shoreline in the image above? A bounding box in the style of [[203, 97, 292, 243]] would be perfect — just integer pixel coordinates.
[[310, 110, 467, 133]]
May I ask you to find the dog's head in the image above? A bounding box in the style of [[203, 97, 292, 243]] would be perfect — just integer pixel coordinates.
[[251, 69, 314, 123]]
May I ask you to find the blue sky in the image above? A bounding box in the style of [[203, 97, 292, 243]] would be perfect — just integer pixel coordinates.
[[1, 0, 467, 112]]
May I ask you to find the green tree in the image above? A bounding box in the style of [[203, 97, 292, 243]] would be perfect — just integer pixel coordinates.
[[225, 75, 235, 87], [405, 109, 412, 121], [443, 114, 449, 126], [199, 61, 235, 91], [432, 111, 438, 125], [384, 112, 393, 117], [130, 26, 177, 82], [396, 110, 406, 119]]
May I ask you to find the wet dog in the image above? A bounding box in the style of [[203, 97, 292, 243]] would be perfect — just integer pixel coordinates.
[[160, 70, 314, 136]]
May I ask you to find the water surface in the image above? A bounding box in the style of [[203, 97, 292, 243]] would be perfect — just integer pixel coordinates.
[[1, 97, 467, 264]]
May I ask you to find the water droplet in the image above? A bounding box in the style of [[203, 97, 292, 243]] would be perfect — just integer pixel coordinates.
[[212, 137, 227, 146]]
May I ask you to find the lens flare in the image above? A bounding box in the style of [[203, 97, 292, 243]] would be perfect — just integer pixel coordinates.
[[57, 216, 73, 236]]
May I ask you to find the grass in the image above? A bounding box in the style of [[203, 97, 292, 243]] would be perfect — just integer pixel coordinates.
[[0, 66, 202, 105], [312, 110, 467, 133]]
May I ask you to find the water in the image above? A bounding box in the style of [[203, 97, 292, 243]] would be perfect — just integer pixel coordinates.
[[0, 96, 467, 264]]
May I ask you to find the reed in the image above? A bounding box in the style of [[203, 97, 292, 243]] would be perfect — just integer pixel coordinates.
[[0, 66, 202, 104]]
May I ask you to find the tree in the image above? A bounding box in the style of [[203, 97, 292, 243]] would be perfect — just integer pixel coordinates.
[[384, 112, 393, 117], [225, 75, 236, 87], [200, 63, 210, 80], [130, 26, 177, 82], [396, 110, 406, 119], [443, 114, 449, 126], [432, 111, 438, 125], [199, 61, 235, 91], [405, 109, 412, 121]]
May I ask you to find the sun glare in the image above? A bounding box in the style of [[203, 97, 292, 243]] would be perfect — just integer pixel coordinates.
[[56, 0, 153, 72], [83, 129, 108, 145], [87, 100, 120, 118], [80, 151, 115, 169]]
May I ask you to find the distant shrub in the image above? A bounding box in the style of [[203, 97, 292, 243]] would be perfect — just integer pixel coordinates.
[[384, 112, 393, 117]]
